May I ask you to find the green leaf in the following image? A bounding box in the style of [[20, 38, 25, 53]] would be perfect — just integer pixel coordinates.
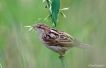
[[51, 0, 60, 27], [60, 12, 66, 18], [60, 7, 70, 11]]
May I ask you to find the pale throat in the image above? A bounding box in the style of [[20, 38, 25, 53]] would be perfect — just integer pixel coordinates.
[[36, 29, 45, 37]]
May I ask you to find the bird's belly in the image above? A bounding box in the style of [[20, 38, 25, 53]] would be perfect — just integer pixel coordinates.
[[42, 41, 71, 54], [40, 37, 71, 54]]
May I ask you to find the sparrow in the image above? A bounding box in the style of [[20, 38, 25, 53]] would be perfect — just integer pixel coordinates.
[[31, 23, 93, 57]]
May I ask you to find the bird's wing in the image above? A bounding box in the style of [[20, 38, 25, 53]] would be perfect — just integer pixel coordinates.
[[42, 29, 74, 47], [57, 32, 75, 47]]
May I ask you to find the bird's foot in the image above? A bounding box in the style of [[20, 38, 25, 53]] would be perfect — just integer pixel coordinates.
[[59, 55, 64, 59]]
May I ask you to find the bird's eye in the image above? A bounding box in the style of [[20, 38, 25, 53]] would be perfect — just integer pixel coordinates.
[[37, 26, 42, 29]]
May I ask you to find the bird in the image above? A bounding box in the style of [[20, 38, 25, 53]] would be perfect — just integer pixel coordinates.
[[31, 23, 93, 58]]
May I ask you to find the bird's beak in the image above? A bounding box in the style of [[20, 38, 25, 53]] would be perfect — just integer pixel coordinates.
[[32, 25, 37, 30]]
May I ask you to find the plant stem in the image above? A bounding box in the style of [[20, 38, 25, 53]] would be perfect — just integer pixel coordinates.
[[59, 55, 66, 68]]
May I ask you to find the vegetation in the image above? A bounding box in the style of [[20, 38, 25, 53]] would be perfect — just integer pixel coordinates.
[[0, 0, 106, 68]]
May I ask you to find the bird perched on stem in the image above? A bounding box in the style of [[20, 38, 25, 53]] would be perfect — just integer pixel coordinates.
[[30, 23, 93, 57]]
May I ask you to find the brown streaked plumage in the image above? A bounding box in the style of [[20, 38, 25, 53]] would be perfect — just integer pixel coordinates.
[[32, 23, 94, 56]]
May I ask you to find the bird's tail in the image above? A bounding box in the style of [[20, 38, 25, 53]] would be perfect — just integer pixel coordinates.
[[74, 39, 94, 51], [77, 43, 94, 51]]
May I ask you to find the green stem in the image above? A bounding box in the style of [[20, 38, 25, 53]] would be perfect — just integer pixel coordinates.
[[0, 63, 2, 68], [59, 55, 66, 68]]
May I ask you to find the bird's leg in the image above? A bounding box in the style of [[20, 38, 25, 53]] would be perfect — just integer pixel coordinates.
[[59, 55, 64, 59], [59, 50, 66, 59]]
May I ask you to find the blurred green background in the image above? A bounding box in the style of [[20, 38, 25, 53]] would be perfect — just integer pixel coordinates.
[[0, 0, 106, 68]]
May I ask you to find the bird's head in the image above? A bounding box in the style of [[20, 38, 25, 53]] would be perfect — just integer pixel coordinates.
[[32, 23, 50, 35]]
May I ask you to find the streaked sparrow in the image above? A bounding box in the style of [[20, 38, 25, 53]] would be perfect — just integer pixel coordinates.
[[31, 23, 93, 57]]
